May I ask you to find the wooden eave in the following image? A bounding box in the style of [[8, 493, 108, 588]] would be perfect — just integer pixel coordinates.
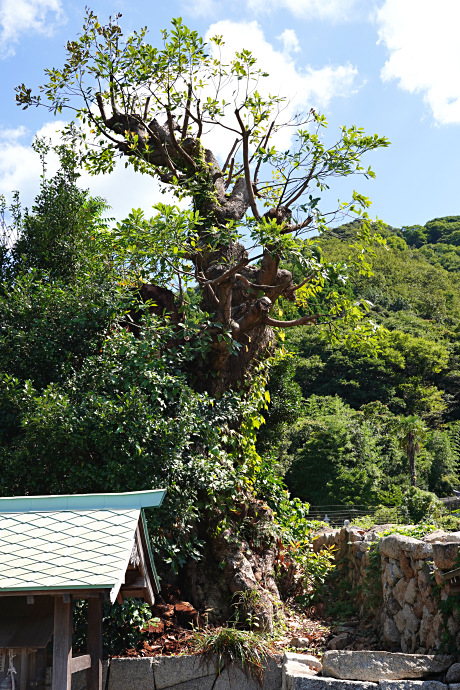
[[116, 513, 159, 605]]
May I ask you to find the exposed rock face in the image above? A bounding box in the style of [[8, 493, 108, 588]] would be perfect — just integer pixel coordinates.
[[322, 652, 452, 682], [379, 683, 446, 690], [446, 664, 460, 684]]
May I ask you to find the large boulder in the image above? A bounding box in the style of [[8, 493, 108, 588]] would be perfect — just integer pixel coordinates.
[[322, 652, 452, 682], [432, 542, 460, 570]]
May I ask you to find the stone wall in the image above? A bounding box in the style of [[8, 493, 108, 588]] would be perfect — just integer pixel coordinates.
[[72, 654, 281, 690], [314, 527, 460, 654]]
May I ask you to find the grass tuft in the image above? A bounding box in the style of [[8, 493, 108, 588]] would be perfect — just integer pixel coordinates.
[[191, 626, 275, 686]]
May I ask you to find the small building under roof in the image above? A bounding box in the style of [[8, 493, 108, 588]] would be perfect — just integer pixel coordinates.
[[0, 489, 165, 690]]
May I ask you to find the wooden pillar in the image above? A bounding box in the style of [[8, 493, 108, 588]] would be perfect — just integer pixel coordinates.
[[19, 650, 28, 690], [86, 596, 103, 690], [52, 595, 72, 690]]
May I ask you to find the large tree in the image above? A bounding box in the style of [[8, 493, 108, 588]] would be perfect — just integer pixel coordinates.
[[12, 13, 389, 626], [17, 13, 388, 396]]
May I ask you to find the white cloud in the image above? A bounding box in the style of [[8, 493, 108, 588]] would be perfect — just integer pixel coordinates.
[[377, 0, 460, 125], [0, 0, 64, 56], [277, 29, 301, 55], [247, 0, 362, 22], [204, 20, 359, 158], [0, 121, 181, 220]]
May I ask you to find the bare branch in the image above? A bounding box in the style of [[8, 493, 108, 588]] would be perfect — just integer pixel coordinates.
[[225, 158, 235, 189], [235, 274, 291, 292], [202, 257, 249, 286], [263, 314, 319, 328], [143, 96, 151, 121], [292, 273, 315, 291], [166, 110, 196, 169], [254, 121, 274, 183], [234, 108, 261, 222], [181, 84, 192, 140], [222, 138, 239, 174]]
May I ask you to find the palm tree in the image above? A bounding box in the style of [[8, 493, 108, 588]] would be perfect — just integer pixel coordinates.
[[396, 416, 428, 487]]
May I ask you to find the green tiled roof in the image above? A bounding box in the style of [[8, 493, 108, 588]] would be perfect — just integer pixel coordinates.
[[0, 491, 165, 601]]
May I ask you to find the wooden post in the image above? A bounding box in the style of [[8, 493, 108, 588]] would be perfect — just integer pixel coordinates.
[[20, 650, 27, 690], [52, 595, 72, 690], [86, 596, 103, 690]]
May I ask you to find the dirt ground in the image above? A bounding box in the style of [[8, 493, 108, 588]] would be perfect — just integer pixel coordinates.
[[116, 585, 380, 658]]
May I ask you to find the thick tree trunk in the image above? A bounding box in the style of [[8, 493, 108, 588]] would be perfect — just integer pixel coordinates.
[[182, 495, 281, 631]]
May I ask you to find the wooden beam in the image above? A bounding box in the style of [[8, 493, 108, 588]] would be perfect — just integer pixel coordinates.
[[0, 589, 108, 599], [70, 655, 92, 674], [86, 596, 103, 690], [135, 526, 155, 605], [124, 572, 146, 588], [52, 595, 72, 690], [20, 650, 27, 690], [120, 588, 145, 599]]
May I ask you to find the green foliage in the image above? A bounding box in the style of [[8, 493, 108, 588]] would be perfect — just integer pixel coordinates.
[[282, 396, 382, 506], [73, 599, 157, 656], [400, 486, 444, 524]]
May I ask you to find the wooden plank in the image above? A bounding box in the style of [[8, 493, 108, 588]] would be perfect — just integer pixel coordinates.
[[441, 566, 460, 580], [52, 595, 72, 690], [120, 588, 146, 598], [70, 655, 91, 674], [124, 572, 146, 587], [35, 648, 47, 690], [135, 526, 155, 605], [20, 649, 27, 690], [86, 596, 102, 690]]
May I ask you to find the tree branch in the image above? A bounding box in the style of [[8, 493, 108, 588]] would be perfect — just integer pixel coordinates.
[[166, 110, 196, 169], [262, 314, 319, 328], [222, 138, 239, 175], [234, 108, 261, 221], [181, 84, 192, 140]]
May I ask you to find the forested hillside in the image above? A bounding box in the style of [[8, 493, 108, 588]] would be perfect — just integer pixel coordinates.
[[262, 217, 460, 511]]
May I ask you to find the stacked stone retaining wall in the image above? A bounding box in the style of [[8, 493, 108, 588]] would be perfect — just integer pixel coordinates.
[[72, 655, 281, 690], [314, 527, 460, 654]]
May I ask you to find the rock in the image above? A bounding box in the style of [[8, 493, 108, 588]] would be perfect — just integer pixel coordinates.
[[404, 579, 418, 605], [379, 682, 446, 690], [380, 535, 421, 560], [216, 656, 281, 690], [394, 578, 408, 605], [152, 655, 215, 690], [321, 651, 453, 682], [72, 660, 109, 690], [391, 562, 404, 580], [402, 604, 420, 634], [432, 543, 460, 570], [174, 601, 198, 626], [423, 530, 450, 543], [109, 659, 155, 690], [284, 653, 322, 672], [399, 552, 414, 580], [386, 596, 402, 617], [424, 531, 460, 544], [419, 609, 434, 647], [447, 664, 460, 683], [282, 654, 322, 690], [290, 637, 313, 649], [283, 678, 377, 690], [383, 618, 400, 645], [327, 633, 350, 650]]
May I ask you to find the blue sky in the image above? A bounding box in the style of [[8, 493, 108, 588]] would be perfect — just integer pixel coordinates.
[[1, 0, 459, 228]]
